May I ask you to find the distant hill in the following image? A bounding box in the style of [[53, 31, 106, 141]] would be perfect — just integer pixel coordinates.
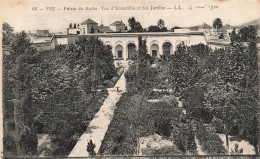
[[237, 18, 260, 30]]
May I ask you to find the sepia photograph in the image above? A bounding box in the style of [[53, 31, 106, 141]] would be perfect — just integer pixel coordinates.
[[1, 0, 260, 158]]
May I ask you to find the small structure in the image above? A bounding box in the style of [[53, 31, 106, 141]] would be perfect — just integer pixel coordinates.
[[37, 30, 50, 36], [95, 25, 113, 33], [31, 35, 58, 51], [189, 23, 213, 35], [80, 18, 98, 34], [174, 28, 190, 33], [2, 45, 11, 55], [79, 18, 113, 34], [67, 28, 80, 35], [110, 21, 126, 32]]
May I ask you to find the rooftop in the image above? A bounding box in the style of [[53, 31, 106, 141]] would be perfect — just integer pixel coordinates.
[[81, 18, 98, 25], [110, 21, 125, 26], [56, 31, 204, 38], [30, 35, 56, 44]]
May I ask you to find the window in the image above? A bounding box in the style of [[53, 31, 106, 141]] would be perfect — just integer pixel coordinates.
[[152, 50, 157, 57], [118, 51, 122, 59]]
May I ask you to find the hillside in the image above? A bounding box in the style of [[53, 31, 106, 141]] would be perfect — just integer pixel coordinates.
[[238, 18, 260, 29]]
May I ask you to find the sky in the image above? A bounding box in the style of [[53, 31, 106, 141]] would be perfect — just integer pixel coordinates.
[[0, 0, 260, 33]]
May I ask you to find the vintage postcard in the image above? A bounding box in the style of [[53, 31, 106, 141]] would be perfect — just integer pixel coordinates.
[[1, 0, 260, 158]]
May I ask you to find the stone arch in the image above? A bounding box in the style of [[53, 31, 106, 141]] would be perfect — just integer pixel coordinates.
[[162, 41, 173, 56], [127, 41, 137, 60], [104, 41, 112, 46], [162, 40, 173, 46], [115, 44, 123, 59], [150, 43, 159, 58], [150, 40, 159, 46], [114, 40, 123, 47], [126, 40, 137, 46]]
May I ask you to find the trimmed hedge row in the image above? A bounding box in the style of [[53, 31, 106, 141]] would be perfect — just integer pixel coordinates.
[[101, 67, 124, 88], [196, 123, 227, 155]]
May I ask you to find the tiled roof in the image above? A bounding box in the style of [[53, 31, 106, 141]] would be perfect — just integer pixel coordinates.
[[81, 18, 98, 25], [94, 25, 114, 33], [110, 21, 125, 26]]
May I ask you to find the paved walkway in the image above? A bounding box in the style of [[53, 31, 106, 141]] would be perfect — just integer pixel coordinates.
[[68, 65, 128, 157]]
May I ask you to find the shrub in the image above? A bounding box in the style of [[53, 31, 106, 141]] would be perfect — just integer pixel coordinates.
[[196, 123, 226, 155], [102, 80, 110, 86], [124, 64, 136, 82], [111, 77, 119, 83], [212, 117, 224, 133], [87, 140, 96, 156], [219, 33, 224, 39], [108, 81, 115, 88], [171, 120, 197, 154]]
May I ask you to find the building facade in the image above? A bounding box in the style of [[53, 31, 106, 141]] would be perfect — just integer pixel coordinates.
[[58, 32, 207, 60], [110, 21, 126, 32]]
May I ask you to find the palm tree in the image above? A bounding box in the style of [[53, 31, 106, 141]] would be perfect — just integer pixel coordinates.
[[213, 18, 223, 33], [157, 19, 165, 29]]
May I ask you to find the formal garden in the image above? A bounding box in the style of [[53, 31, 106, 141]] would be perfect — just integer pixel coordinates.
[[2, 22, 260, 157], [2, 27, 123, 157], [99, 26, 259, 156]]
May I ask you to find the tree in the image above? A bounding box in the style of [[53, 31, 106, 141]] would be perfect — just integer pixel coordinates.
[[76, 36, 116, 94], [10, 31, 41, 156], [3, 22, 15, 45], [87, 140, 96, 156], [171, 119, 197, 154], [213, 18, 223, 33], [148, 25, 161, 32], [161, 26, 168, 32], [157, 19, 165, 29], [73, 23, 77, 28], [238, 25, 258, 42], [128, 17, 143, 32], [69, 23, 72, 29]]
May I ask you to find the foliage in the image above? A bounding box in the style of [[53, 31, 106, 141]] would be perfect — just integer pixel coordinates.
[[196, 123, 226, 155], [3, 28, 115, 156], [75, 36, 116, 94], [236, 25, 257, 42], [87, 140, 96, 156], [231, 143, 243, 154], [213, 18, 223, 31], [157, 19, 165, 29], [2, 22, 15, 45], [128, 17, 143, 32], [171, 119, 197, 154], [148, 25, 168, 32], [168, 43, 211, 96], [219, 33, 224, 39], [5, 31, 41, 156], [148, 25, 161, 32], [212, 117, 224, 133], [169, 26, 259, 154]]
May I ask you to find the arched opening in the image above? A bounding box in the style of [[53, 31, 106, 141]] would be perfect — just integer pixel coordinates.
[[115, 44, 123, 59], [162, 42, 173, 57], [127, 43, 136, 60], [150, 43, 159, 58]]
